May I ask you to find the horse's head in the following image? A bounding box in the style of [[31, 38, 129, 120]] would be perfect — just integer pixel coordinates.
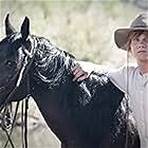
[[0, 14, 33, 106]]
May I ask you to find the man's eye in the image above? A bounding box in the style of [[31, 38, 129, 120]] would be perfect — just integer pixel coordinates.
[[133, 38, 139, 42]]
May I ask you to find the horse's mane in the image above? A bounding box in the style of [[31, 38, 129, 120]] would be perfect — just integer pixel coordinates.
[[31, 36, 77, 88], [30, 36, 99, 106]]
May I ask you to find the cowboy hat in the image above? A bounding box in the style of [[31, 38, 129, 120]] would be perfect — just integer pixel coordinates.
[[114, 13, 148, 50]]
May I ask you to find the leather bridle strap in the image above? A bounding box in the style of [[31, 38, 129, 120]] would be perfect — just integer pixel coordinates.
[[3, 101, 20, 148], [21, 75, 30, 148], [124, 50, 130, 148]]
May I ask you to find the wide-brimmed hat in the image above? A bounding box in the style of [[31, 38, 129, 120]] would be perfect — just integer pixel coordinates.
[[114, 13, 148, 50]]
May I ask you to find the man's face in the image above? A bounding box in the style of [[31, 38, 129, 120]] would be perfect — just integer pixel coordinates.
[[130, 31, 148, 63]]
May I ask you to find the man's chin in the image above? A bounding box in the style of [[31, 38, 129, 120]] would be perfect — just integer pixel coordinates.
[[138, 56, 148, 63]]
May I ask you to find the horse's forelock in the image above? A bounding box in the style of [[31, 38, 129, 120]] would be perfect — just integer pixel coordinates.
[[8, 33, 21, 42]]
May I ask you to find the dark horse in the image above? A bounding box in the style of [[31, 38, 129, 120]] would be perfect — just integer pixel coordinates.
[[0, 14, 140, 148]]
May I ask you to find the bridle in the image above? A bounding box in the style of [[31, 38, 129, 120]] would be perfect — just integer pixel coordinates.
[[0, 37, 37, 148], [124, 50, 130, 148]]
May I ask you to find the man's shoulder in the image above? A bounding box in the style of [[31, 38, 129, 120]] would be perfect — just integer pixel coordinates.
[[108, 64, 138, 93], [122, 64, 138, 74], [124, 63, 137, 69]]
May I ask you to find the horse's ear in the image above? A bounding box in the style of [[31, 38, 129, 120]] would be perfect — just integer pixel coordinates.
[[20, 16, 30, 40], [5, 13, 16, 36]]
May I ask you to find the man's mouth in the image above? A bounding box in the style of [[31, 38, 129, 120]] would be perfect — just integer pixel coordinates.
[[137, 50, 147, 53]]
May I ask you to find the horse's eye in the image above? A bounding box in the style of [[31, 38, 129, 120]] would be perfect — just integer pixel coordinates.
[[5, 60, 14, 68]]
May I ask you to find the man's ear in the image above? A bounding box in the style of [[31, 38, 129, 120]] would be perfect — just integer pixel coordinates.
[[20, 16, 30, 41], [5, 13, 16, 36]]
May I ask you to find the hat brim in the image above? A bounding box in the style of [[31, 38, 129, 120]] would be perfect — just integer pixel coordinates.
[[114, 27, 148, 50]]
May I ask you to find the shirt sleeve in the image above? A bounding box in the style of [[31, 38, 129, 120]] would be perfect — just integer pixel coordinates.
[[108, 66, 128, 93]]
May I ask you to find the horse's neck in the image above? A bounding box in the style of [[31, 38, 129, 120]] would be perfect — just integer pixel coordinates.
[[30, 38, 96, 106], [30, 37, 76, 92]]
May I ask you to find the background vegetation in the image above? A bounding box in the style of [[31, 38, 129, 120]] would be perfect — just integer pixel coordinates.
[[0, 0, 147, 147]]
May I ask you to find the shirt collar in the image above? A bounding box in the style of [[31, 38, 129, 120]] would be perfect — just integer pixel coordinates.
[[137, 66, 148, 79]]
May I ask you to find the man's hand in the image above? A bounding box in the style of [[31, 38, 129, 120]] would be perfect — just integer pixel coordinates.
[[71, 65, 89, 82]]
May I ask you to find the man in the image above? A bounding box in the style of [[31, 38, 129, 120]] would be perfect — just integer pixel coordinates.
[[72, 13, 148, 148]]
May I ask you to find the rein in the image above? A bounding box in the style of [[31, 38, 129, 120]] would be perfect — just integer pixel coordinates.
[[124, 51, 130, 148], [0, 40, 36, 148]]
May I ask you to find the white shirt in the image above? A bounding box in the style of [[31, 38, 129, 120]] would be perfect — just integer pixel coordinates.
[[108, 65, 148, 148]]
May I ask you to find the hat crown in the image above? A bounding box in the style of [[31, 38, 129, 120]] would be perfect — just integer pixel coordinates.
[[130, 13, 148, 28]]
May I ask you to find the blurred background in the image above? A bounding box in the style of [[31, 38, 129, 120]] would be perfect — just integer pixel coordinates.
[[0, 0, 147, 148]]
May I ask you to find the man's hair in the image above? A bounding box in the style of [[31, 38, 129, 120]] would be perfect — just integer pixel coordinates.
[[124, 30, 145, 51]]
